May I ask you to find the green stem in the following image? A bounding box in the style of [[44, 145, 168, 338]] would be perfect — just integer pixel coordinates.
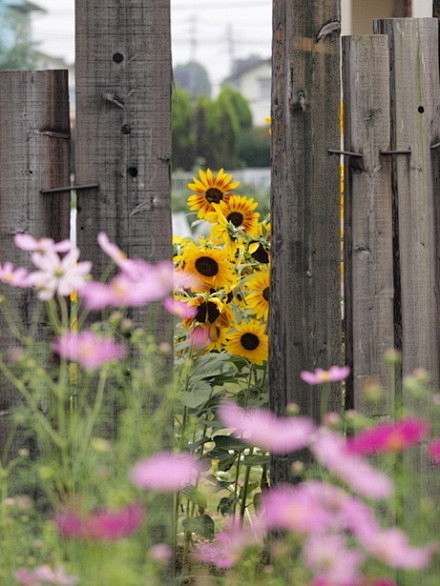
[[239, 447, 254, 522]]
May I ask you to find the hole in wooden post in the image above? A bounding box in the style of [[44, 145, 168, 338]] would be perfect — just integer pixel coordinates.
[[128, 167, 138, 177], [121, 124, 132, 134], [418, 106, 424, 113], [112, 52, 124, 63]]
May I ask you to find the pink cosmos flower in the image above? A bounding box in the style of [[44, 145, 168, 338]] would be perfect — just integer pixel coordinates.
[[218, 401, 315, 455], [14, 233, 72, 254], [302, 532, 364, 586], [97, 232, 128, 269], [28, 248, 91, 300], [149, 543, 172, 562], [163, 297, 197, 319], [195, 520, 262, 568], [347, 417, 429, 455], [55, 503, 145, 541], [300, 366, 350, 385], [259, 483, 336, 534], [130, 451, 203, 491], [189, 325, 210, 348], [311, 429, 393, 499], [427, 438, 440, 464], [360, 527, 434, 569], [81, 261, 175, 310], [15, 564, 77, 585], [53, 330, 127, 370], [0, 262, 32, 287]]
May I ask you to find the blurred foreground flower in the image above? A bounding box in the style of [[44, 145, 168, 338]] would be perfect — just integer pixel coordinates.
[[195, 520, 262, 569], [300, 365, 350, 385], [311, 429, 393, 499], [53, 330, 127, 371], [55, 503, 145, 541], [130, 451, 203, 491], [15, 564, 77, 585], [347, 417, 429, 455], [218, 401, 315, 455]]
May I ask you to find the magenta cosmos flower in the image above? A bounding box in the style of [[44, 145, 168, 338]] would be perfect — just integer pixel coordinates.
[[53, 330, 127, 370], [55, 503, 145, 541], [14, 233, 72, 254], [218, 401, 315, 455], [300, 365, 350, 385], [14, 565, 78, 586], [130, 451, 203, 491], [428, 438, 440, 464], [347, 417, 429, 455]]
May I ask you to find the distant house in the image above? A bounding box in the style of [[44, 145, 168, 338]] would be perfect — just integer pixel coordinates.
[[342, 0, 433, 34], [222, 57, 271, 127]]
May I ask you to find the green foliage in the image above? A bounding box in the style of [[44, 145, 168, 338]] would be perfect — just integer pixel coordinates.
[[0, 5, 39, 70], [171, 84, 266, 171]]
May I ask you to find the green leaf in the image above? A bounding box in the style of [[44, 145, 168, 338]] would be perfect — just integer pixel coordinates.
[[181, 485, 207, 509], [213, 435, 248, 451], [242, 454, 269, 467], [180, 384, 212, 408], [217, 496, 236, 516], [182, 514, 215, 539]]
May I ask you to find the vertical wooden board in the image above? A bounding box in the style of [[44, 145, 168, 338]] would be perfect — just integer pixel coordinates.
[[374, 18, 440, 388], [375, 17, 440, 538], [0, 70, 71, 451], [270, 0, 342, 481], [342, 36, 395, 416], [75, 0, 173, 333]]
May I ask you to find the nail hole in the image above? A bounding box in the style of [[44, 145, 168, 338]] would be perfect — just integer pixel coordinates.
[[112, 52, 124, 64], [128, 167, 138, 178], [418, 106, 424, 113], [121, 124, 132, 135]]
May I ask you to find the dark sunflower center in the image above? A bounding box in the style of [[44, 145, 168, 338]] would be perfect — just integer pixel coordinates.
[[195, 256, 219, 277], [195, 301, 220, 324], [250, 244, 269, 264], [241, 332, 260, 351], [262, 287, 270, 301], [227, 211, 244, 227], [205, 187, 224, 204]]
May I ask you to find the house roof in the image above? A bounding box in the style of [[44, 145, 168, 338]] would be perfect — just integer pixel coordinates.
[[6, 0, 45, 13]]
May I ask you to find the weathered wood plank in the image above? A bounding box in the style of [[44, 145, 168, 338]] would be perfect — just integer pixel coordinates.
[[270, 0, 342, 481], [75, 0, 173, 335], [342, 36, 395, 416], [0, 70, 71, 453], [375, 17, 440, 540]]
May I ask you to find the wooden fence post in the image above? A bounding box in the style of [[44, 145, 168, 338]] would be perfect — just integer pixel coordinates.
[[374, 17, 440, 538], [270, 0, 342, 482], [0, 69, 71, 454], [75, 0, 173, 336], [342, 36, 395, 416]]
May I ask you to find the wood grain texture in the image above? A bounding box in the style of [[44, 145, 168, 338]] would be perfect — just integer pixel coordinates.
[[270, 0, 342, 481], [0, 70, 71, 450], [75, 0, 173, 335], [342, 36, 395, 416], [375, 17, 440, 541]]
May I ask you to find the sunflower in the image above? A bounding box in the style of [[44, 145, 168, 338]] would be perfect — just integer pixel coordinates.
[[183, 295, 233, 331], [226, 320, 268, 365], [187, 169, 240, 219], [181, 243, 235, 291], [245, 267, 270, 320]]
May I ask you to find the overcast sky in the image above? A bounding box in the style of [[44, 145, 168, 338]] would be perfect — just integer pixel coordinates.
[[32, 0, 272, 88]]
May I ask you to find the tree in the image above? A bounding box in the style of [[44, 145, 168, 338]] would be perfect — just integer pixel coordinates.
[[218, 85, 253, 130], [0, 1, 40, 69], [174, 61, 212, 97]]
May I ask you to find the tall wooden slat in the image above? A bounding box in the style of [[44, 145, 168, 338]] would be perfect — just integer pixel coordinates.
[[0, 70, 71, 452], [375, 17, 440, 536], [374, 18, 440, 390], [342, 36, 395, 416], [75, 0, 173, 333], [270, 0, 342, 481]]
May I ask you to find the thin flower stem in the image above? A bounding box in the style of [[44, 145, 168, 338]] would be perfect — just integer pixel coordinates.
[[239, 447, 254, 522], [0, 359, 64, 449]]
